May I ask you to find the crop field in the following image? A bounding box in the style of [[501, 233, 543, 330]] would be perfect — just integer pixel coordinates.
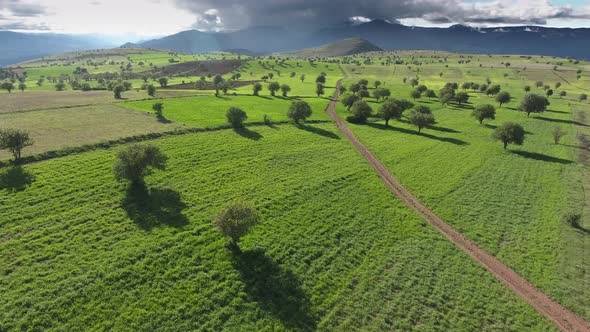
[[1, 47, 590, 331], [0, 125, 554, 331], [123, 95, 332, 127], [0, 105, 182, 159], [336, 55, 590, 319]]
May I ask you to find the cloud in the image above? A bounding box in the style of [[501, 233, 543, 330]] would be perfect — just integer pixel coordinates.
[[0, 20, 50, 30], [0, 0, 46, 17], [191, 8, 224, 31], [173, 0, 590, 30]]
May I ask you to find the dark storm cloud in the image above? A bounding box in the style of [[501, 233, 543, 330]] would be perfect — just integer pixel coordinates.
[[174, 0, 590, 30], [0, 0, 46, 17]]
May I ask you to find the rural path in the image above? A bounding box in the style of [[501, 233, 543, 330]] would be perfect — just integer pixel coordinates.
[[325, 77, 590, 332]]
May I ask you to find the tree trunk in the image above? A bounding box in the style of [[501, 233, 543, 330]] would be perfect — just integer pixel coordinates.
[[385, 119, 390, 126], [503, 141, 508, 149]]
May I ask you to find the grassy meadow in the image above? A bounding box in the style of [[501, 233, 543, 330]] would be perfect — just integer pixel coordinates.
[[0, 48, 589, 330]]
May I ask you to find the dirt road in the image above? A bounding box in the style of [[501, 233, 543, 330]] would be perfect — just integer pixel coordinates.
[[325, 80, 590, 332]]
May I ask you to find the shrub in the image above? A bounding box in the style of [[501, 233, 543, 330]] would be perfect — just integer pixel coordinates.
[[152, 102, 164, 118]]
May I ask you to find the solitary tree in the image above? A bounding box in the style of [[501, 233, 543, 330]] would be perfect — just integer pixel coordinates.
[[113, 144, 168, 184], [493, 122, 525, 149], [425, 89, 436, 99], [552, 126, 566, 144], [374, 80, 382, 88], [158, 77, 168, 88], [341, 94, 360, 110], [287, 100, 312, 124], [147, 84, 156, 97], [486, 85, 501, 96], [455, 91, 469, 105], [546, 89, 554, 97], [471, 104, 496, 124], [316, 75, 326, 84], [378, 99, 403, 126], [316, 83, 325, 97], [1, 82, 14, 93], [580, 93, 588, 102], [266, 82, 279, 96], [416, 84, 428, 93], [410, 89, 421, 100], [559, 90, 567, 98], [18, 83, 26, 92], [495, 91, 511, 107], [338, 85, 347, 95], [409, 78, 419, 87], [252, 82, 262, 96], [152, 102, 164, 118], [0, 128, 33, 163], [300, 74, 305, 83], [407, 108, 435, 133], [55, 82, 66, 91], [280, 84, 291, 97], [113, 85, 124, 99], [213, 201, 259, 249], [535, 81, 544, 88], [524, 85, 531, 92], [520, 94, 549, 117], [226, 107, 248, 128]]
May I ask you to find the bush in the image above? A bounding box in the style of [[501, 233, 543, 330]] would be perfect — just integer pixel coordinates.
[[113, 144, 168, 184], [213, 201, 259, 247], [263, 114, 273, 126], [152, 102, 164, 118], [226, 107, 248, 128], [562, 213, 582, 229]]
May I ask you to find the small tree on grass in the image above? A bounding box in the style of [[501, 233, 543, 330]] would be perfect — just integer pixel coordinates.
[[425, 90, 436, 99], [252, 82, 262, 96], [493, 122, 525, 149], [471, 104, 496, 124], [373, 88, 391, 101], [0, 128, 33, 163], [300, 74, 305, 83], [350, 83, 360, 95], [18, 83, 26, 92], [410, 89, 421, 100], [347, 100, 372, 124], [226, 107, 248, 128], [559, 91, 567, 98], [287, 100, 312, 124], [213, 201, 259, 250], [158, 77, 168, 88], [407, 106, 435, 133], [113, 85, 124, 99], [455, 91, 469, 105], [147, 84, 156, 97], [152, 102, 164, 118], [316, 83, 325, 97], [113, 144, 167, 185], [495, 91, 511, 107], [378, 99, 403, 126], [562, 212, 582, 229], [338, 85, 347, 95], [552, 126, 566, 144], [580, 94, 588, 102], [280, 84, 291, 97], [1, 82, 14, 93], [520, 94, 549, 117], [268, 82, 280, 96], [341, 94, 360, 110]]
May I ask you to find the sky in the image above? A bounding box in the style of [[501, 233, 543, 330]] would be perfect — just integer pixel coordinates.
[[1, 0, 590, 37]]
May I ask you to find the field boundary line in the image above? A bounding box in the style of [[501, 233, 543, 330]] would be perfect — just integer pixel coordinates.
[[329, 69, 590, 332]]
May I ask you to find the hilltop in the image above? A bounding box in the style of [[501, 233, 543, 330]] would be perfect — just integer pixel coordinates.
[[276, 38, 383, 58]]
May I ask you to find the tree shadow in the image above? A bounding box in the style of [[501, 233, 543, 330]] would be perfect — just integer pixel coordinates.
[[233, 248, 317, 331], [484, 124, 498, 129], [157, 115, 172, 124], [535, 116, 589, 127], [510, 150, 574, 164], [430, 125, 461, 133], [234, 127, 263, 141], [297, 124, 340, 140], [256, 95, 273, 100], [121, 182, 188, 230], [0, 166, 35, 192], [545, 109, 570, 114], [367, 123, 469, 146]]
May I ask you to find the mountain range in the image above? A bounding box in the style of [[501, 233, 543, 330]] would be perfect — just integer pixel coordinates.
[[3, 20, 590, 66]]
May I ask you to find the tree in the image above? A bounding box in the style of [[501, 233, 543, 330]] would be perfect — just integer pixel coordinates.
[[552, 126, 566, 144], [280, 84, 291, 97], [55, 82, 66, 91], [147, 84, 156, 97], [152, 102, 164, 118], [341, 94, 360, 110], [316, 83, 325, 97], [486, 85, 501, 96], [113, 85, 124, 99], [409, 78, 419, 87], [287, 100, 312, 124], [158, 77, 168, 88], [18, 83, 26, 92], [350, 83, 361, 95], [1, 82, 14, 93], [535, 81, 544, 88], [520, 94, 549, 117], [410, 89, 421, 100], [524, 85, 531, 92], [416, 84, 428, 93], [407, 108, 435, 133], [546, 89, 554, 97], [358, 89, 369, 99], [358, 79, 369, 87], [113, 144, 167, 184], [559, 90, 567, 98], [471, 104, 496, 124], [555, 82, 562, 89], [478, 84, 488, 94], [252, 82, 262, 96], [461, 82, 472, 90], [268, 82, 280, 96], [580, 93, 588, 102], [373, 88, 391, 101], [226, 107, 248, 128], [268, 73, 274, 80], [300, 74, 305, 83], [338, 85, 347, 95], [0, 128, 33, 162], [213, 201, 259, 248], [495, 91, 511, 107], [316, 75, 326, 84], [378, 99, 403, 126], [425, 90, 436, 99], [348, 100, 373, 124], [455, 91, 469, 105], [493, 122, 525, 149], [374, 80, 382, 88]]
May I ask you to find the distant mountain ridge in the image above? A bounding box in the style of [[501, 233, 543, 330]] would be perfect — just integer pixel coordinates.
[[277, 38, 383, 58], [129, 20, 590, 59]]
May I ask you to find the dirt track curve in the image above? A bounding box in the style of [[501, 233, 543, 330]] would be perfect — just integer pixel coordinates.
[[325, 80, 590, 332]]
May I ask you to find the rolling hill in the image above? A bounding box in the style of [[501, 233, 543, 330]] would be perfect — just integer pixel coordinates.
[[276, 38, 382, 58]]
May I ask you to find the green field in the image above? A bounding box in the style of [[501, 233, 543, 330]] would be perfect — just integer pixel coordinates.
[[1, 48, 589, 330], [0, 125, 554, 331]]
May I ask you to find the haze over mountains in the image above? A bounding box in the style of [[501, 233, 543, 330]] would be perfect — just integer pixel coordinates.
[[3, 19, 590, 66]]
